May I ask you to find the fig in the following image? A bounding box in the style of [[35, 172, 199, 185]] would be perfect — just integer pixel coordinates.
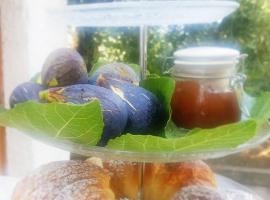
[[96, 76, 165, 134], [40, 84, 128, 145], [41, 48, 88, 87], [9, 82, 45, 108], [89, 62, 140, 85]]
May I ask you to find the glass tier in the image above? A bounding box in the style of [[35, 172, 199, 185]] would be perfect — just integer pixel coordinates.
[[51, 0, 240, 27], [25, 122, 270, 163]]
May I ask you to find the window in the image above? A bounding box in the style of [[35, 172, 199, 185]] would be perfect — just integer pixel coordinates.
[[2, 0, 69, 176]]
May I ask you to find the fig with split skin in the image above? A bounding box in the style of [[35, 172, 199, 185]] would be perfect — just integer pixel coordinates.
[[41, 48, 88, 87], [9, 82, 45, 108], [96, 75, 166, 134], [89, 62, 140, 85], [40, 84, 128, 146]]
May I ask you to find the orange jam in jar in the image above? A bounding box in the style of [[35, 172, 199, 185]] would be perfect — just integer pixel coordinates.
[[171, 80, 241, 129], [170, 47, 245, 129]]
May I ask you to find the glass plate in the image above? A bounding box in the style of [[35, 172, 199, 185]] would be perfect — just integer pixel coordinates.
[[51, 0, 239, 26], [25, 121, 270, 163]]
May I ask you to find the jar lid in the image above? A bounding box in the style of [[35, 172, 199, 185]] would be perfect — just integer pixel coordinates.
[[172, 47, 241, 78]]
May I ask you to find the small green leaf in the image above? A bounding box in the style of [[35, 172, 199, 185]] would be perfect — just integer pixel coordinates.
[[107, 120, 257, 152], [250, 92, 270, 126], [0, 101, 104, 145], [140, 76, 175, 124], [164, 120, 190, 138]]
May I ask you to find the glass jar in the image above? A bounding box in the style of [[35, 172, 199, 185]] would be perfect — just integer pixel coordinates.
[[170, 47, 246, 129]]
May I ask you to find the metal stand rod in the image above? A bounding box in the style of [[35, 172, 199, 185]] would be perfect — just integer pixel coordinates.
[[137, 162, 146, 200], [139, 25, 148, 79]]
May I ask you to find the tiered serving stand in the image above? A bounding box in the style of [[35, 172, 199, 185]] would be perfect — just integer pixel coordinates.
[[27, 1, 269, 199]]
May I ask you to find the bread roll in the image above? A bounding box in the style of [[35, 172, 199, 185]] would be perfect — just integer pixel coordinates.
[[143, 161, 216, 200], [12, 160, 115, 200]]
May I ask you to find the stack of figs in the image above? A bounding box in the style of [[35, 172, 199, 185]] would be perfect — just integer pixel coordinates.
[[9, 48, 165, 145]]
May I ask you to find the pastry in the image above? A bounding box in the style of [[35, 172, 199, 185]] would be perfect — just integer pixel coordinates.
[[103, 160, 141, 200], [143, 161, 216, 200], [12, 160, 115, 200], [172, 185, 225, 200]]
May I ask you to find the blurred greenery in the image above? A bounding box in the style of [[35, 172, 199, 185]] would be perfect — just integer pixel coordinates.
[[74, 27, 139, 72], [70, 0, 270, 96], [68, 0, 113, 4]]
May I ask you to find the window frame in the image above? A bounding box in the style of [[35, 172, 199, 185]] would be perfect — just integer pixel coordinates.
[[0, 9, 6, 175]]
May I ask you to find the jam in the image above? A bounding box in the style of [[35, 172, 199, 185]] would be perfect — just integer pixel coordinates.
[[171, 80, 241, 129]]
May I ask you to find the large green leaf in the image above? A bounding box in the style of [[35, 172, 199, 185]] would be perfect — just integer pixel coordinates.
[[107, 120, 257, 152], [108, 92, 270, 152], [0, 101, 104, 145], [107, 92, 270, 152]]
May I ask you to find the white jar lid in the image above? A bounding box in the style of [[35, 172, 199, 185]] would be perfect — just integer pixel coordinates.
[[172, 47, 241, 78]]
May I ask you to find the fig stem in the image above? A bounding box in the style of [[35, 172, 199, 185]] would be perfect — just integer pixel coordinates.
[[39, 90, 48, 100]]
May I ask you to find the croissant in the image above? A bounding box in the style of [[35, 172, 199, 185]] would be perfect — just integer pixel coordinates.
[[143, 161, 216, 200], [12, 160, 115, 200], [103, 160, 141, 200]]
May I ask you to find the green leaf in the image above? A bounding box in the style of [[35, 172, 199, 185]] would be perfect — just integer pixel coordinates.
[[250, 92, 270, 126], [0, 101, 104, 146], [140, 76, 175, 124], [107, 120, 257, 152], [164, 120, 190, 138]]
